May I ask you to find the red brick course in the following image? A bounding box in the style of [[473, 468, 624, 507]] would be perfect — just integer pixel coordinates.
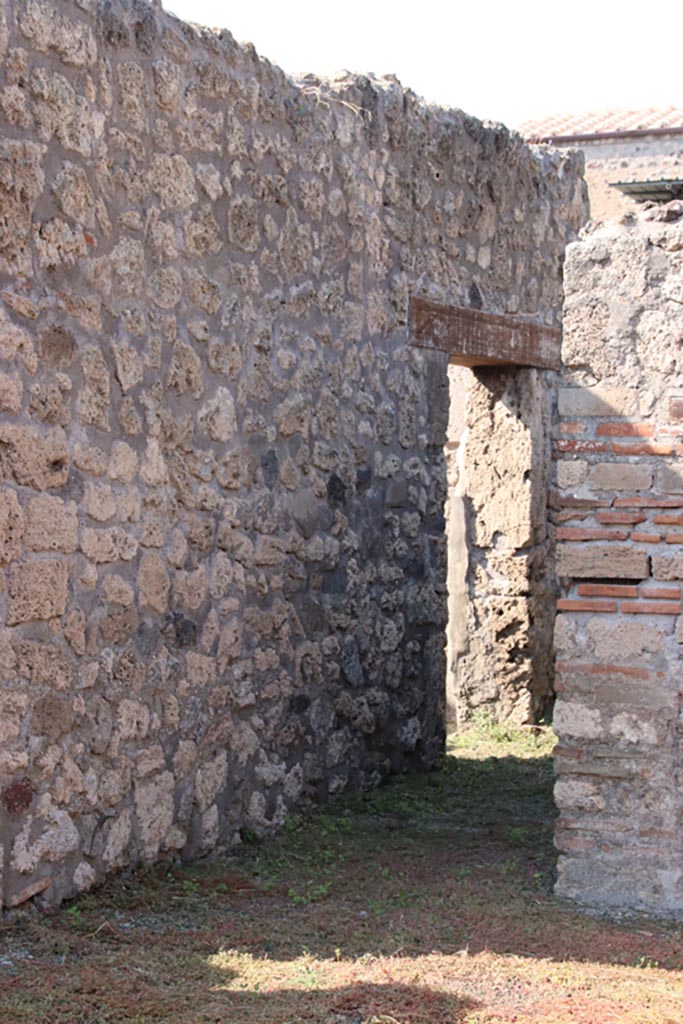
[[556, 495, 614, 509], [555, 661, 651, 679], [577, 583, 638, 597], [555, 511, 591, 522], [597, 422, 655, 437], [622, 601, 681, 615], [556, 598, 618, 613], [610, 441, 675, 456], [596, 511, 647, 524], [640, 585, 681, 600], [556, 439, 608, 453], [556, 527, 629, 541], [558, 422, 586, 434], [614, 497, 683, 508]]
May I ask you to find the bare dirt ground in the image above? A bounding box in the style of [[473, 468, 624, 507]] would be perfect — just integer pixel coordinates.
[[1, 720, 682, 1024]]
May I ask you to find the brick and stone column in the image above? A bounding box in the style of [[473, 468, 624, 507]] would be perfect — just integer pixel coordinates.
[[553, 205, 683, 912]]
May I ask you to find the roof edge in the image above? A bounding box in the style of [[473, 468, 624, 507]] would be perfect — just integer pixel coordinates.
[[527, 125, 683, 145]]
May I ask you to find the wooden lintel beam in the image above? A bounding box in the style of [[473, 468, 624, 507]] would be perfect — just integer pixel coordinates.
[[410, 297, 562, 370]]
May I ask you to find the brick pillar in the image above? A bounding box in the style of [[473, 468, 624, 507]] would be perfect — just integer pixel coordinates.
[[553, 210, 683, 913]]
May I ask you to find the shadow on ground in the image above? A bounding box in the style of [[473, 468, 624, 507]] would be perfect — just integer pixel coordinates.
[[203, 980, 479, 1024]]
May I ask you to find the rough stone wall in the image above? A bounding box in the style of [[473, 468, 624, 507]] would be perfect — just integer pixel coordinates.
[[554, 202, 683, 912], [448, 364, 558, 725], [0, 0, 584, 909]]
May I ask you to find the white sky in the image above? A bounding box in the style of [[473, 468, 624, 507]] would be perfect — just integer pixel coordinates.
[[163, 0, 682, 129]]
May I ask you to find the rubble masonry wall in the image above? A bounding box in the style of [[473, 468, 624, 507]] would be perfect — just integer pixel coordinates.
[[0, 0, 584, 909]]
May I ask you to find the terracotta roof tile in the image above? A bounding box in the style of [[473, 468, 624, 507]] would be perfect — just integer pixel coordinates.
[[518, 107, 683, 141]]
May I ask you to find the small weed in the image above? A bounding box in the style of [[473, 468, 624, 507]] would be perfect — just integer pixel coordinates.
[[318, 813, 353, 835], [287, 881, 332, 905], [507, 825, 529, 844], [528, 868, 546, 891], [240, 827, 260, 844], [391, 888, 412, 908], [633, 955, 660, 969], [65, 905, 83, 925], [237, 980, 262, 992], [500, 855, 520, 876], [294, 961, 321, 989], [368, 888, 415, 916]]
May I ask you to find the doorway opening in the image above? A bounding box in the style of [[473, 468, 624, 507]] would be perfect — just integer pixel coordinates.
[[412, 297, 560, 731], [444, 363, 556, 729]]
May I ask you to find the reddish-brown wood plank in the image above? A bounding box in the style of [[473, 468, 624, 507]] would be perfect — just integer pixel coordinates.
[[410, 296, 562, 369]]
